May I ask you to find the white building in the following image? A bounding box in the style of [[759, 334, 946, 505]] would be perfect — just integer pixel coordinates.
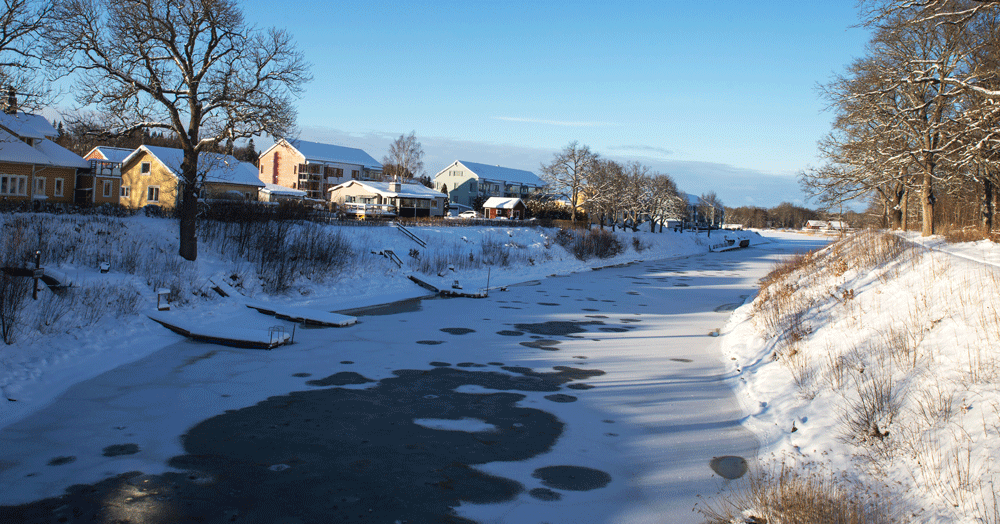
[[433, 160, 546, 209]]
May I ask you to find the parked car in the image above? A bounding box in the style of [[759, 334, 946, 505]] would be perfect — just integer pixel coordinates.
[[458, 210, 481, 219]]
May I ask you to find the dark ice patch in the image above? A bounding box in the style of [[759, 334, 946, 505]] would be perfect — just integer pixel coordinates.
[[306, 372, 375, 387], [456, 363, 486, 368], [529, 487, 562, 501], [416, 340, 445, 345], [429, 362, 452, 367], [292, 372, 312, 377], [537, 303, 560, 306], [670, 358, 694, 363], [544, 394, 577, 403], [532, 466, 611, 491], [47, 456, 75, 466], [520, 340, 561, 350], [441, 327, 475, 335], [6, 367, 577, 524], [566, 384, 594, 390], [598, 327, 630, 333], [496, 330, 524, 337], [514, 321, 601, 336], [102, 444, 140, 457]]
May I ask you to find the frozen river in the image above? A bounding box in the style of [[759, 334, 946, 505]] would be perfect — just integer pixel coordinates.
[[0, 232, 830, 523]]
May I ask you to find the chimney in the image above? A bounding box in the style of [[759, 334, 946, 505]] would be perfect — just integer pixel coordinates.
[[390, 176, 401, 193], [5, 86, 16, 115]]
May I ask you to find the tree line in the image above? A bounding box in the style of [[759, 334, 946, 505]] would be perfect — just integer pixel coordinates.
[[803, 0, 1000, 236], [539, 141, 703, 232]]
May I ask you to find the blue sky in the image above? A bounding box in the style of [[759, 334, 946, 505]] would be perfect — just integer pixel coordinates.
[[241, 1, 869, 208]]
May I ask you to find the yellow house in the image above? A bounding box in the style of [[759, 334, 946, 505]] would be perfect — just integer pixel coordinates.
[[119, 145, 263, 209], [0, 111, 89, 206]]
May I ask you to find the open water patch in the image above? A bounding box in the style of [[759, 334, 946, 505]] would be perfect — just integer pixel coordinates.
[[305, 372, 375, 387], [531, 465, 612, 491], [513, 321, 602, 336], [709, 456, 748, 479], [441, 327, 475, 335], [3, 366, 597, 523], [102, 444, 140, 457]]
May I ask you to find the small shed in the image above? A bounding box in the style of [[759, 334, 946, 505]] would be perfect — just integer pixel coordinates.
[[483, 197, 526, 219]]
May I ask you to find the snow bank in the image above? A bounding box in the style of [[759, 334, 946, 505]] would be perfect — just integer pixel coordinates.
[[721, 230, 1000, 523]]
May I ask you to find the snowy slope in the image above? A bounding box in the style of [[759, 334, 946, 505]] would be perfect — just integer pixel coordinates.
[[720, 230, 1000, 523]]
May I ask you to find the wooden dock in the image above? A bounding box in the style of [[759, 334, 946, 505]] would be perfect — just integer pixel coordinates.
[[148, 314, 291, 350]]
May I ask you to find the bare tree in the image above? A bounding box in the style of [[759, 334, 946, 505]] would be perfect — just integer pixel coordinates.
[[647, 173, 683, 232], [46, 0, 310, 261], [0, 0, 54, 112], [698, 192, 724, 227], [581, 158, 621, 229], [540, 141, 599, 224], [382, 131, 424, 182]]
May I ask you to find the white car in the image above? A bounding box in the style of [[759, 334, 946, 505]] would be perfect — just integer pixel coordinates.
[[458, 210, 481, 219]]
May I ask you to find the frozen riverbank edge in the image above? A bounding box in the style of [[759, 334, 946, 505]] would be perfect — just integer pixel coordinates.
[[0, 214, 769, 432]]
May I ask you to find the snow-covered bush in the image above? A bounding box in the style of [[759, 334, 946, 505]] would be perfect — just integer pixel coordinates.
[[555, 228, 624, 260]]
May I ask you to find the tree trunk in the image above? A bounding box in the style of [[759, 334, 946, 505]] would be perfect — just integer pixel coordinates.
[[921, 166, 935, 237], [890, 179, 905, 230], [983, 177, 994, 232], [178, 148, 200, 261]]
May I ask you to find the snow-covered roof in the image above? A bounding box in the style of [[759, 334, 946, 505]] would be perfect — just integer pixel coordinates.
[[0, 112, 57, 140], [124, 145, 264, 187], [0, 128, 54, 165], [287, 139, 382, 170], [86, 146, 134, 164], [35, 140, 90, 169], [0, 128, 88, 168], [331, 180, 446, 199], [448, 161, 546, 187], [483, 197, 524, 209], [261, 182, 307, 196]]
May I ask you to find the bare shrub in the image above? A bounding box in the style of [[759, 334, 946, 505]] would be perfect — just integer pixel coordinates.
[[555, 228, 624, 260], [0, 273, 29, 344], [841, 367, 903, 445], [35, 289, 75, 334], [912, 380, 956, 427], [700, 465, 898, 524], [480, 236, 511, 267]]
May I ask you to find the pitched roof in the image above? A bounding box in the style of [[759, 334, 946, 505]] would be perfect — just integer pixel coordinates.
[[286, 139, 382, 170], [86, 146, 134, 163], [452, 161, 546, 187], [35, 139, 90, 169], [331, 180, 446, 199], [124, 145, 264, 187], [0, 128, 88, 168], [483, 197, 523, 209], [261, 182, 307, 196], [0, 112, 58, 140]]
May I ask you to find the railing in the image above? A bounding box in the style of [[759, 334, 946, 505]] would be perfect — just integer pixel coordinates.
[[393, 221, 427, 247], [343, 202, 396, 217]]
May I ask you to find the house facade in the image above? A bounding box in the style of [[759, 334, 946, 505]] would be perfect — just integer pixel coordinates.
[[482, 197, 526, 219], [328, 180, 447, 218], [433, 161, 546, 209], [119, 145, 264, 209], [0, 112, 89, 206], [258, 139, 383, 201], [80, 146, 131, 205]]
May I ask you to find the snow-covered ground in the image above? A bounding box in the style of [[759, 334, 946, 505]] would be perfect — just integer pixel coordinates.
[[0, 213, 758, 432], [0, 220, 813, 524], [721, 230, 1000, 523]]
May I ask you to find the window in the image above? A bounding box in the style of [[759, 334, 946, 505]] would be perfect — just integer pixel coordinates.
[[54, 178, 64, 197], [352, 170, 359, 179], [34, 177, 45, 196], [147, 186, 160, 203], [103, 180, 112, 197], [121, 185, 131, 198], [141, 162, 151, 175], [0, 174, 28, 196]]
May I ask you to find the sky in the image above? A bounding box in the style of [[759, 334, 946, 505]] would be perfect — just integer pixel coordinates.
[[245, 2, 867, 208]]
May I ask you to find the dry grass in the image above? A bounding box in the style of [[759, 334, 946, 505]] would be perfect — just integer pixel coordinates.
[[940, 225, 1000, 244], [699, 465, 898, 524]]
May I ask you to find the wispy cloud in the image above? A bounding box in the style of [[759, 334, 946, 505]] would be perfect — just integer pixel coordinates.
[[492, 116, 613, 127], [607, 144, 674, 157]]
